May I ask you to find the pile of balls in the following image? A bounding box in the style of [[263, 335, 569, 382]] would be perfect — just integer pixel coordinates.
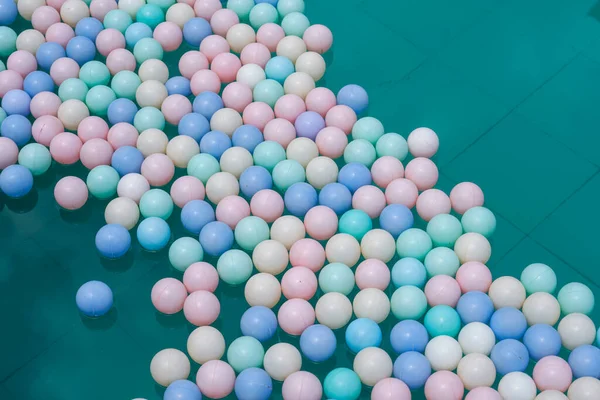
[[1, 0, 599, 399]]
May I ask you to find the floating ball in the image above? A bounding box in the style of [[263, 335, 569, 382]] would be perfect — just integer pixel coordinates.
[[95, 223, 131, 258], [0, 164, 33, 198], [76, 280, 113, 318], [137, 216, 171, 251], [490, 307, 528, 341], [424, 246, 460, 277], [524, 324, 562, 361], [17, 143, 51, 176], [227, 336, 265, 373], [196, 360, 235, 399], [558, 282, 595, 315], [319, 262, 355, 295], [533, 355, 573, 392], [385, 178, 419, 208], [393, 351, 431, 390], [424, 305, 462, 338], [461, 206, 496, 238], [491, 339, 530, 375], [355, 259, 391, 291], [450, 182, 484, 215], [140, 188, 174, 219], [240, 306, 278, 342], [164, 380, 202, 400], [169, 237, 204, 272], [390, 285, 428, 321], [391, 258, 427, 288], [245, 272, 281, 308], [289, 238, 325, 272], [457, 353, 496, 390], [465, 387, 502, 400], [568, 377, 600, 400], [104, 197, 140, 230], [234, 368, 273, 400], [353, 347, 393, 387], [277, 298, 315, 335], [558, 313, 596, 350], [217, 249, 253, 285], [151, 277, 187, 314], [54, 176, 88, 210], [281, 266, 317, 300], [456, 291, 494, 324], [325, 233, 361, 267], [455, 261, 492, 293], [183, 262, 219, 294], [184, 290, 220, 326], [353, 288, 390, 324], [522, 292, 561, 326], [458, 322, 495, 356], [497, 372, 536, 400], [568, 345, 600, 379], [282, 371, 322, 400], [345, 318, 382, 354], [424, 275, 461, 308], [488, 276, 526, 309], [425, 335, 462, 371], [390, 320, 429, 354], [323, 368, 362, 400], [315, 292, 352, 330], [263, 343, 302, 381], [396, 228, 432, 261], [300, 324, 336, 362], [424, 371, 464, 400]]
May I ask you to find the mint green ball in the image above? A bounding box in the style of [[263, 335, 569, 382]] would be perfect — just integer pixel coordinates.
[[324, 368, 361, 400], [277, 0, 305, 17], [139, 188, 173, 219], [391, 285, 428, 320], [427, 214, 463, 247], [227, 336, 265, 373], [318, 262, 355, 295], [234, 216, 270, 251], [253, 141, 286, 171], [147, 0, 175, 12], [396, 228, 432, 261], [59, 78, 89, 102], [133, 38, 164, 64], [352, 117, 385, 144], [134, 107, 165, 132], [520, 263, 557, 295], [18, 143, 51, 176], [103, 9, 133, 33], [339, 209, 372, 241], [86, 166, 120, 199], [253, 79, 284, 108], [424, 247, 460, 277], [217, 249, 254, 285], [343, 138, 377, 167], [424, 305, 461, 337], [85, 85, 116, 116], [169, 237, 203, 272], [281, 12, 310, 37], [558, 282, 595, 315], [249, 3, 279, 29], [111, 71, 141, 101], [227, 0, 255, 21], [79, 61, 111, 87], [376, 133, 408, 161], [461, 206, 496, 238], [272, 159, 305, 191], [0, 27, 17, 57], [187, 153, 220, 184], [136, 4, 165, 29]]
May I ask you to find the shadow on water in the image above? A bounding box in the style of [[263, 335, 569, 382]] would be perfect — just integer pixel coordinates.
[[81, 307, 118, 331], [100, 250, 135, 272], [3, 188, 38, 213]]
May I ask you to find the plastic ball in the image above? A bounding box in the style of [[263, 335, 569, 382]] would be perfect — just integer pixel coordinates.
[[184, 290, 220, 326], [136, 216, 171, 251], [424, 305, 462, 338], [323, 368, 361, 400], [282, 371, 322, 400], [151, 277, 187, 314], [354, 259, 390, 291], [234, 368, 273, 400], [104, 197, 140, 230], [464, 387, 502, 400], [2, 114, 32, 147], [569, 345, 600, 379], [568, 377, 600, 400], [533, 355, 573, 392], [558, 282, 595, 315], [497, 372, 537, 400], [164, 380, 202, 400], [270, 215, 306, 250], [488, 276, 526, 309], [524, 324, 562, 361], [558, 313, 596, 350], [407, 127, 439, 158], [456, 291, 494, 324], [385, 177, 418, 208], [425, 335, 462, 371], [450, 182, 484, 215], [281, 266, 317, 300], [390, 320, 429, 354], [289, 238, 325, 272], [240, 306, 278, 342], [390, 285, 428, 321], [299, 324, 336, 362], [455, 261, 492, 293], [315, 292, 352, 330], [169, 237, 203, 272], [396, 228, 432, 261], [491, 339, 530, 375], [249, 189, 284, 223], [461, 206, 496, 238], [458, 322, 496, 356], [263, 343, 302, 381], [183, 262, 219, 294], [199, 221, 234, 257], [457, 353, 496, 390], [227, 336, 265, 373], [54, 176, 88, 210], [276, 35, 306, 63], [76, 280, 113, 317], [522, 292, 561, 326], [391, 258, 427, 288], [196, 360, 235, 399], [139, 188, 173, 219], [353, 347, 393, 387], [490, 307, 528, 341], [424, 275, 462, 307], [353, 288, 390, 324]]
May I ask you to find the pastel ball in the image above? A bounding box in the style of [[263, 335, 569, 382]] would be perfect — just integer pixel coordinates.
[[404, 157, 438, 191], [239, 165, 273, 198], [337, 84, 368, 114], [164, 380, 202, 400], [250, 189, 284, 223], [385, 178, 419, 209], [461, 206, 496, 238], [355, 259, 391, 291], [226, 336, 265, 373], [0, 137, 18, 169], [568, 345, 600, 379], [289, 238, 326, 272], [281, 266, 317, 300], [76, 280, 113, 317], [490, 307, 528, 341], [151, 277, 187, 314], [379, 204, 414, 239], [263, 343, 302, 381], [490, 339, 530, 375], [424, 275, 462, 307], [54, 176, 88, 210], [458, 322, 496, 356], [390, 320, 429, 354], [199, 221, 234, 257], [196, 360, 235, 399], [396, 228, 432, 261], [450, 181, 485, 215], [217, 249, 253, 285], [376, 133, 409, 161], [392, 352, 431, 390], [424, 371, 464, 400], [390, 285, 428, 321], [533, 356, 573, 392], [558, 282, 595, 315], [18, 143, 51, 176], [299, 324, 336, 362], [183, 262, 219, 293], [424, 305, 461, 338], [282, 371, 322, 400], [455, 261, 492, 293], [245, 273, 281, 309], [169, 237, 204, 272], [323, 368, 362, 400], [0, 164, 33, 198], [391, 257, 427, 288], [523, 324, 562, 361], [184, 290, 220, 327], [235, 368, 273, 400], [117, 173, 149, 204], [456, 291, 495, 324], [136, 216, 171, 251]]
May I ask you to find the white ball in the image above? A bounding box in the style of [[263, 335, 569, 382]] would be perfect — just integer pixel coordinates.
[[536, 390, 568, 400], [458, 322, 496, 356], [210, 108, 243, 136], [226, 23, 256, 53], [488, 276, 526, 309], [425, 335, 463, 371], [522, 292, 561, 326], [119, 0, 145, 18], [18, 0, 46, 20], [276, 35, 307, 63], [306, 156, 338, 189], [353, 347, 393, 386], [205, 171, 239, 204], [454, 232, 491, 264], [16, 29, 45, 55], [136, 80, 168, 109], [252, 240, 289, 275], [60, 0, 90, 27], [457, 353, 496, 390], [137, 129, 169, 157], [165, 3, 195, 28], [407, 127, 439, 158], [138, 60, 170, 83], [558, 313, 596, 350], [326, 233, 361, 267], [315, 292, 352, 329], [286, 137, 319, 168], [270, 215, 305, 250], [57, 99, 89, 131], [567, 377, 600, 400], [117, 173, 151, 204], [105, 197, 140, 230], [295, 51, 326, 81], [237, 64, 266, 90], [187, 326, 225, 364], [166, 135, 200, 168], [498, 372, 537, 400], [284, 71, 315, 100], [352, 288, 390, 324], [244, 272, 282, 308], [150, 348, 191, 387], [360, 229, 396, 263], [263, 343, 302, 381], [220, 147, 254, 178]]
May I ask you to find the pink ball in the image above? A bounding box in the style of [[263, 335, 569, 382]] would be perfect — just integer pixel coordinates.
[[161, 94, 192, 125], [170, 176, 206, 208], [355, 259, 391, 291], [455, 262, 492, 293], [303, 24, 333, 54], [325, 105, 356, 134], [304, 205, 338, 241], [45, 23, 74, 48], [54, 176, 88, 210], [183, 290, 220, 326], [190, 69, 221, 95], [47, 0, 68, 11], [200, 35, 230, 62], [405, 157, 439, 191], [183, 262, 219, 293], [464, 387, 502, 400], [196, 360, 235, 399], [250, 189, 284, 223], [277, 298, 315, 335], [282, 371, 323, 400], [141, 154, 175, 187], [95, 28, 125, 57], [424, 371, 464, 400], [216, 195, 250, 229], [50, 57, 79, 85], [424, 275, 462, 307], [385, 178, 419, 208], [274, 94, 306, 123], [194, 0, 222, 20], [32, 6, 61, 34], [281, 266, 318, 300], [210, 9, 239, 37], [0, 70, 24, 97], [416, 189, 451, 222], [371, 378, 411, 400], [106, 49, 136, 75], [240, 43, 271, 68], [79, 138, 114, 169], [352, 185, 386, 218], [289, 238, 326, 272], [371, 156, 405, 189], [153, 22, 183, 52], [223, 82, 253, 113], [263, 118, 296, 149], [449, 182, 484, 215], [151, 278, 188, 314], [89, 0, 117, 21], [243, 102, 275, 131], [533, 356, 573, 392], [305, 87, 336, 117], [7, 50, 38, 78], [179, 51, 209, 79], [315, 126, 347, 159], [257, 23, 285, 52], [77, 116, 109, 142], [107, 122, 139, 149], [50, 132, 82, 165], [210, 52, 242, 83], [32, 115, 64, 146], [0, 137, 19, 169], [30, 92, 61, 118]]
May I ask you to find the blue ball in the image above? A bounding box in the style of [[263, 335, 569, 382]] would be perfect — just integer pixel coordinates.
[[66, 36, 96, 65], [95, 224, 131, 258], [523, 324, 562, 361], [164, 379, 202, 400], [239, 166, 273, 198], [0, 164, 33, 198], [125, 22, 153, 48], [390, 320, 429, 354], [379, 204, 414, 238], [456, 291, 494, 324], [235, 368, 273, 400], [393, 351, 431, 390], [284, 182, 318, 217], [23, 71, 54, 98], [265, 56, 295, 83], [137, 217, 171, 251], [199, 130, 231, 160], [391, 257, 427, 288], [1, 114, 32, 146], [1, 89, 31, 116], [183, 17, 212, 47], [337, 162, 371, 193], [345, 318, 382, 353], [232, 125, 264, 153], [568, 345, 600, 379], [178, 112, 210, 142], [199, 221, 234, 257], [490, 339, 530, 375], [193, 91, 223, 120], [76, 281, 113, 317], [107, 98, 138, 125], [0, 0, 18, 26], [300, 324, 337, 362], [337, 84, 368, 114], [318, 182, 352, 215], [36, 42, 66, 70], [75, 17, 104, 41], [111, 146, 144, 176], [181, 200, 215, 235], [240, 306, 278, 342], [166, 76, 192, 96], [490, 307, 528, 340]]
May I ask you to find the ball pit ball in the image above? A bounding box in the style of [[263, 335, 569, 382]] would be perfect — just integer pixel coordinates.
[[455, 261, 492, 293], [183, 290, 220, 327], [315, 292, 353, 330], [353, 288, 391, 324], [186, 326, 225, 365], [464, 387, 502, 400], [182, 262, 219, 294], [0, 137, 19, 169], [323, 368, 362, 400], [263, 343, 302, 381], [454, 232, 492, 264], [424, 371, 464, 400], [282, 371, 323, 400], [392, 351, 431, 390], [353, 347, 393, 387], [318, 261, 354, 295], [245, 272, 282, 308], [281, 266, 318, 300], [270, 215, 306, 250], [196, 360, 235, 399], [568, 377, 600, 400], [424, 275, 462, 307], [490, 307, 528, 341], [533, 355, 573, 392], [240, 306, 278, 343], [164, 380, 202, 400], [457, 353, 496, 390], [522, 292, 561, 326], [355, 259, 391, 291], [558, 313, 597, 350], [391, 257, 427, 288], [558, 282, 595, 315], [226, 336, 265, 373], [568, 344, 600, 379], [498, 372, 537, 400], [385, 178, 419, 208], [54, 176, 88, 210], [277, 298, 315, 335], [425, 335, 463, 371], [151, 277, 187, 315], [371, 378, 411, 400], [95, 223, 131, 259], [75, 280, 113, 317], [104, 197, 140, 230], [325, 233, 361, 267], [488, 276, 527, 309], [458, 322, 496, 356], [289, 238, 326, 272], [141, 153, 175, 187]]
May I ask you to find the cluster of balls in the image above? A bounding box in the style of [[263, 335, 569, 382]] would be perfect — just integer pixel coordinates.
[[1, 0, 600, 399]]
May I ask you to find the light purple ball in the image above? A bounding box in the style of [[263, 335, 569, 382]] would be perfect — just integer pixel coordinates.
[[295, 111, 325, 140]]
